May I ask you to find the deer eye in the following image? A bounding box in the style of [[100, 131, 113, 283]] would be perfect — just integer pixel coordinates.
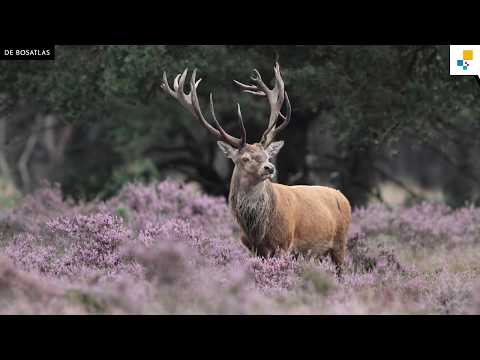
[[242, 157, 250, 163]]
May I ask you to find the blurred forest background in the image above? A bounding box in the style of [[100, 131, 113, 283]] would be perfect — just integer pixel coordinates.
[[0, 45, 479, 209]]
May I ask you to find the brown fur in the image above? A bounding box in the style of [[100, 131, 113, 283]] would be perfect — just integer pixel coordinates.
[[226, 144, 352, 273]]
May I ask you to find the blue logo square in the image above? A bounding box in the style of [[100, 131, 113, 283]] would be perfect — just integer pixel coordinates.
[[457, 59, 464, 66]]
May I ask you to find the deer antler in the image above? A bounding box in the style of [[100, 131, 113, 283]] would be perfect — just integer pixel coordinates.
[[233, 62, 291, 147], [161, 68, 246, 149]]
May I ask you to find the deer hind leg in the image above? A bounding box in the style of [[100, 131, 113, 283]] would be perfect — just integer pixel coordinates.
[[330, 233, 347, 279], [329, 248, 344, 278]]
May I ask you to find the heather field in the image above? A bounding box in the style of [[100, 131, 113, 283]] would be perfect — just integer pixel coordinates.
[[1, 180, 480, 315]]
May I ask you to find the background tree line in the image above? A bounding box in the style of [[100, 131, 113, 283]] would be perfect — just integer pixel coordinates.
[[0, 45, 479, 208]]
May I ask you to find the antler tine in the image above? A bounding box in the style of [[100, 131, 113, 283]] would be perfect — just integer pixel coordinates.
[[250, 69, 271, 96], [177, 68, 196, 117], [272, 62, 285, 106], [209, 94, 247, 148], [161, 71, 176, 97], [233, 80, 266, 97], [173, 73, 181, 91], [209, 93, 233, 141], [161, 67, 246, 149], [233, 80, 258, 91], [276, 91, 291, 131], [234, 68, 272, 97], [236, 103, 247, 148], [262, 91, 292, 147]]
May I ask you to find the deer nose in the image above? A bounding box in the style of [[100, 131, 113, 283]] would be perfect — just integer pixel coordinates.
[[264, 165, 274, 174]]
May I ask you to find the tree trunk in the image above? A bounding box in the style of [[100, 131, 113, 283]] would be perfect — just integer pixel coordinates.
[[338, 142, 375, 208]]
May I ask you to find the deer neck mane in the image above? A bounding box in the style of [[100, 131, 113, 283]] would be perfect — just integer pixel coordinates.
[[229, 167, 275, 245]]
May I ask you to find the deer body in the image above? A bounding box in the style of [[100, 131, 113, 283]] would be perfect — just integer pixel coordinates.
[[225, 143, 351, 267], [161, 62, 351, 272], [234, 183, 351, 261]]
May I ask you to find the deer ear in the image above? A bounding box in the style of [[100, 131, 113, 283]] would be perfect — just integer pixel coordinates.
[[265, 141, 284, 157], [217, 141, 238, 159]]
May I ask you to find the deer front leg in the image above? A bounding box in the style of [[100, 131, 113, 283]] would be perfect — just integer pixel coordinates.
[[240, 234, 269, 257], [240, 234, 254, 252]]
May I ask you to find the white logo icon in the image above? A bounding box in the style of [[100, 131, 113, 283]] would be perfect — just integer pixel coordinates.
[[450, 45, 480, 77]]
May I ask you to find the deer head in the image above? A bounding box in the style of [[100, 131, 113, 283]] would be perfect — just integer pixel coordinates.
[[161, 62, 291, 187]]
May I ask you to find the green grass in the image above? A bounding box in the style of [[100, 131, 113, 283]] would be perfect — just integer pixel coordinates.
[[0, 178, 21, 210]]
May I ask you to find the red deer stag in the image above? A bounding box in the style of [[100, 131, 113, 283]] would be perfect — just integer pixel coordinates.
[[161, 62, 351, 274]]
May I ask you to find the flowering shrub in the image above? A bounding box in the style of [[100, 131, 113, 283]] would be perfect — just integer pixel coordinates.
[[46, 213, 131, 276], [1, 180, 480, 314], [351, 203, 394, 236]]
